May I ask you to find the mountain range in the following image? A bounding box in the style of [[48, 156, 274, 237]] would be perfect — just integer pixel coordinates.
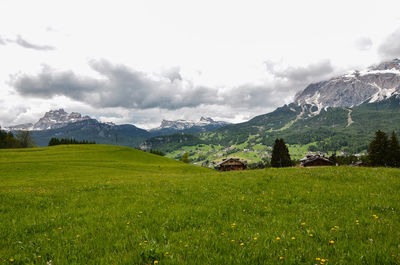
[[141, 58, 400, 161], [4, 109, 229, 147], [3, 58, 400, 161]]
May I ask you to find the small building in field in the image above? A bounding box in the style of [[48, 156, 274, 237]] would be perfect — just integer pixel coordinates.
[[215, 158, 247, 171], [349, 161, 368, 167], [300, 154, 334, 167]]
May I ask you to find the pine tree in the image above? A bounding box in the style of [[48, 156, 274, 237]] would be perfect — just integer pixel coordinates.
[[388, 131, 400, 167], [368, 130, 389, 166], [271, 138, 292, 167]]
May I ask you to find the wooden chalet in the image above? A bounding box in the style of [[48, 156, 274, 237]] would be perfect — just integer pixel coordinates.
[[215, 158, 247, 171], [300, 154, 334, 167]]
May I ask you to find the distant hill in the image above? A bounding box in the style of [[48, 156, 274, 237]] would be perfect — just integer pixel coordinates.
[[31, 119, 150, 147]]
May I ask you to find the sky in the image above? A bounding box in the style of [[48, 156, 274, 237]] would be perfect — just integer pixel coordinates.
[[1, 0, 400, 129]]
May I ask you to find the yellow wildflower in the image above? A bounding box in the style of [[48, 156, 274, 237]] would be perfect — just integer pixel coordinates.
[[231, 239, 235, 242], [291, 236, 296, 240], [38, 256, 41, 258], [301, 222, 306, 226], [276, 237, 280, 240], [9, 258, 14, 262], [279, 257, 284, 260], [316, 257, 321, 261], [329, 240, 335, 244], [240, 242, 244, 246], [76, 234, 80, 238], [309, 233, 313, 237], [253, 237, 257, 241], [154, 261, 158, 264]]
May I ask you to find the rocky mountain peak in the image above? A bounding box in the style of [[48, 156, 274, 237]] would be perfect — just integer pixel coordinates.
[[370, 58, 400, 71], [33, 109, 91, 130], [294, 59, 400, 113], [199, 117, 215, 123], [151, 117, 229, 133]]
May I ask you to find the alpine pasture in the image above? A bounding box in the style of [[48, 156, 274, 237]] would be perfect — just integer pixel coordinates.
[[1, 145, 400, 264]]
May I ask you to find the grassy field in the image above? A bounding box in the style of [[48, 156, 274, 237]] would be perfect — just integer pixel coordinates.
[[1, 145, 400, 264]]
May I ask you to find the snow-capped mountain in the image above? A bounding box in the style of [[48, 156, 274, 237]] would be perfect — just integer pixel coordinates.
[[5, 123, 34, 131], [32, 109, 91, 130], [153, 117, 228, 131], [295, 58, 400, 112], [150, 117, 230, 136]]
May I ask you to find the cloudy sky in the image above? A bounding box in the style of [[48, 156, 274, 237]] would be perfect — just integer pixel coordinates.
[[1, 0, 400, 129]]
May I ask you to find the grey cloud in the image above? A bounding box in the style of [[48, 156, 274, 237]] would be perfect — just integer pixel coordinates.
[[379, 28, 400, 59], [13, 60, 219, 110], [0, 35, 55, 50], [271, 60, 334, 84], [226, 59, 337, 108], [12, 59, 338, 112], [13, 66, 100, 100], [355, 37, 373, 51], [223, 84, 278, 108], [13, 35, 55, 51]]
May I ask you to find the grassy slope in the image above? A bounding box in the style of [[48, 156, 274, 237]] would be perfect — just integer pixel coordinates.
[[1, 145, 400, 264]]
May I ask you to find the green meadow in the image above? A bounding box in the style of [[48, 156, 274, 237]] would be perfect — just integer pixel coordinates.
[[1, 145, 400, 264]]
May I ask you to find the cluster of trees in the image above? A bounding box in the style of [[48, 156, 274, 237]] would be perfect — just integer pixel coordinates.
[[368, 130, 400, 167], [0, 129, 35, 148], [48, 138, 95, 146], [149, 148, 165, 156]]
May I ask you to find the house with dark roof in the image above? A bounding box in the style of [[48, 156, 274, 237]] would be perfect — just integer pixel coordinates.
[[215, 158, 247, 171], [300, 154, 334, 167]]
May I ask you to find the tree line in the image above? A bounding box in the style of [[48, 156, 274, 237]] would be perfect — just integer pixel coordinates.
[[48, 138, 96, 146], [0, 128, 35, 148], [268, 130, 400, 168]]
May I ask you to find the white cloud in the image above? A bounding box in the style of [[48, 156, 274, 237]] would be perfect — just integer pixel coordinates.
[[355, 37, 373, 51]]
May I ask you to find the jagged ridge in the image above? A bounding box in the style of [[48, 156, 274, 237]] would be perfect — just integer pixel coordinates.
[[294, 58, 400, 113]]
